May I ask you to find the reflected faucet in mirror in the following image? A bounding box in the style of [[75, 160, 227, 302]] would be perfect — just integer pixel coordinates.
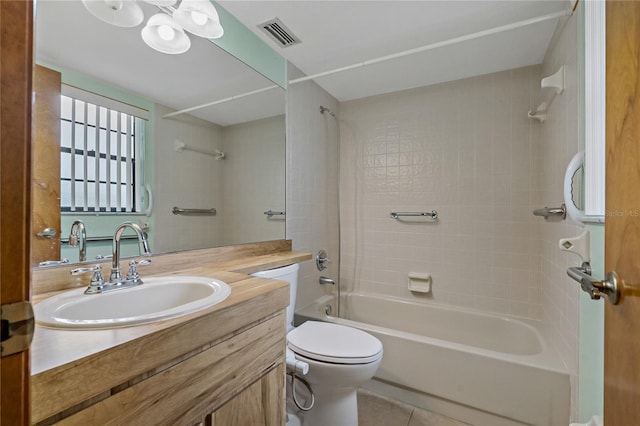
[[68, 220, 87, 262]]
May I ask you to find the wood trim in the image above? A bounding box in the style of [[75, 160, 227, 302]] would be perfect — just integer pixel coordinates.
[[31, 65, 62, 266], [604, 0, 640, 423], [0, 0, 33, 424]]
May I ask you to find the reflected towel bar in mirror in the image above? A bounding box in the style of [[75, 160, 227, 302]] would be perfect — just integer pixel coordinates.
[[390, 210, 438, 220], [172, 207, 217, 216], [264, 210, 286, 218], [61, 234, 148, 244]]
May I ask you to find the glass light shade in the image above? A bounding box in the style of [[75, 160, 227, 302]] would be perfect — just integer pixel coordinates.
[[141, 13, 191, 54], [173, 0, 224, 39], [82, 0, 144, 28]]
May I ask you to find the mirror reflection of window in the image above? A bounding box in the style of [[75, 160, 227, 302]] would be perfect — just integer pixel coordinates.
[[59, 86, 148, 214]]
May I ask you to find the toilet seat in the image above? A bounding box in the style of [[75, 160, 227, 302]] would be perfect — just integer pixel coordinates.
[[287, 321, 383, 365]]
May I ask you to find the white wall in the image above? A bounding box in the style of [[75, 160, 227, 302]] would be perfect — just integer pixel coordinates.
[[339, 66, 544, 320], [286, 63, 341, 311], [220, 115, 286, 246]]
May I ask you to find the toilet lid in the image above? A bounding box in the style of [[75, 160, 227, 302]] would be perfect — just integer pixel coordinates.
[[287, 321, 383, 364]]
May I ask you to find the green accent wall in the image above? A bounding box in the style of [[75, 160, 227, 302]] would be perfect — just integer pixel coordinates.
[[577, 3, 604, 420], [210, 1, 286, 88], [38, 61, 154, 112], [579, 224, 604, 421]]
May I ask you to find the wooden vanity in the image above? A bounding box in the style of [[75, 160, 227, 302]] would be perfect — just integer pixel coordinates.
[[30, 240, 310, 425]]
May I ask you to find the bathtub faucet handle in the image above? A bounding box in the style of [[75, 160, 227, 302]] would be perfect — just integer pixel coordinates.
[[316, 250, 332, 271]]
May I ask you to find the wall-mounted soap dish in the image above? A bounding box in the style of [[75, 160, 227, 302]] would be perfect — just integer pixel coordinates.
[[408, 272, 432, 294]]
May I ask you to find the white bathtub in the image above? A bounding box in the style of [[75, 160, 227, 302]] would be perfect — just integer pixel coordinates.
[[296, 293, 570, 426]]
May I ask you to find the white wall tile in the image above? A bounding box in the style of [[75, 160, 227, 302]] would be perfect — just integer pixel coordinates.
[[340, 66, 542, 321], [539, 12, 582, 421], [286, 63, 341, 311]]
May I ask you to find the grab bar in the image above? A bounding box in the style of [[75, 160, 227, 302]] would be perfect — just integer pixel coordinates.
[[390, 210, 438, 220], [264, 210, 286, 218], [533, 204, 566, 221], [172, 207, 217, 216]]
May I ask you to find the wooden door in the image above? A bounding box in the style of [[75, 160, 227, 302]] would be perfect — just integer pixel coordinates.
[[0, 0, 34, 424], [604, 1, 640, 423], [31, 65, 62, 266]]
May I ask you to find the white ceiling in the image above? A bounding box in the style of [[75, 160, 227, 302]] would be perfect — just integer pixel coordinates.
[[36, 1, 570, 119], [219, 0, 570, 101], [35, 0, 284, 126]]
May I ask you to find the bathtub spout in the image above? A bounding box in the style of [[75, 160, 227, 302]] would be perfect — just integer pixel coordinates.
[[319, 276, 335, 285]]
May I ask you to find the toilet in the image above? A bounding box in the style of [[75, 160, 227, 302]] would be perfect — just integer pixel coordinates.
[[252, 263, 383, 426]]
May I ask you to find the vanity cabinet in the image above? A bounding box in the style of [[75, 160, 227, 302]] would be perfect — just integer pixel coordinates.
[[30, 244, 309, 425], [46, 315, 286, 426], [210, 364, 285, 425]]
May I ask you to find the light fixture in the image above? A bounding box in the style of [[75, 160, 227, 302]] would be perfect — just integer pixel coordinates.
[[82, 0, 144, 28], [173, 0, 224, 39], [82, 0, 224, 55], [141, 13, 191, 54]]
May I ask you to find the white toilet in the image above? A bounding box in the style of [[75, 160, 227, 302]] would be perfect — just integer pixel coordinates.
[[252, 263, 383, 426]]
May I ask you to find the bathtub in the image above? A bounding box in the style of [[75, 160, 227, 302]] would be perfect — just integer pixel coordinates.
[[295, 293, 570, 426]]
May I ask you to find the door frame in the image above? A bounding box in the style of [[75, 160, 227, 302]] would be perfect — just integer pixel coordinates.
[[0, 0, 34, 424]]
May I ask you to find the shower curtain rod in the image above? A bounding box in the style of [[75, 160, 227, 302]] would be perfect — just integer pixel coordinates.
[[288, 9, 572, 85], [163, 84, 280, 118]]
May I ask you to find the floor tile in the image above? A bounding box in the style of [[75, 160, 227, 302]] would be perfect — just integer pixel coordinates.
[[407, 407, 470, 426], [358, 389, 413, 426]]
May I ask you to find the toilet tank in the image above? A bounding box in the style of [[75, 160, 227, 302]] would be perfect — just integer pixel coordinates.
[[251, 263, 299, 330]]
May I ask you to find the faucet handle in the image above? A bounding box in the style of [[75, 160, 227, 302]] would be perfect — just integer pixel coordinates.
[[316, 250, 332, 271], [126, 259, 152, 281], [71, 265, 105, 286]]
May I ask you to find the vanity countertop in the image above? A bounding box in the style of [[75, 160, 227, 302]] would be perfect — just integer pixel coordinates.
[[30, 242, 310, 424]]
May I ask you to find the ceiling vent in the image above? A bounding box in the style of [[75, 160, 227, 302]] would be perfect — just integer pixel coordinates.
[[258, 18, 301, 48]]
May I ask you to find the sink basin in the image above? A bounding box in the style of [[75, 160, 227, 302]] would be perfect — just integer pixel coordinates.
[[35, 276, 231, 329]]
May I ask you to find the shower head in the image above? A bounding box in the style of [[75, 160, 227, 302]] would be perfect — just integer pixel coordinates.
[[320, 105, 336, 117]]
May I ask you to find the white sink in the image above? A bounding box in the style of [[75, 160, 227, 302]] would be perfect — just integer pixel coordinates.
[[35, 276, 231, 329]]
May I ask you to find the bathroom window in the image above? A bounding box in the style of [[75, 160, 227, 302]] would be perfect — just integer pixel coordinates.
[[59, 86, 147, 213]]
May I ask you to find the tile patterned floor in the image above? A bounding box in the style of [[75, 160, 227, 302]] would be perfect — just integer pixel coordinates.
[[357, 389, 470, 426]]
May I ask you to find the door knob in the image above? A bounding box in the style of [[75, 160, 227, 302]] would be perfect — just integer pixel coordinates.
[[36, 227, 57, 238], [567, 263, 620, 305]]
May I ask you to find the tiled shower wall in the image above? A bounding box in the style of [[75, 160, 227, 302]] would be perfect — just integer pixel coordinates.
[[286, 63, 341, 311], [339, 66, 544, 320], [539, 12, 582, 421]]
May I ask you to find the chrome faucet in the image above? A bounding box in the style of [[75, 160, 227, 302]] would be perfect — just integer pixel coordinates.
[[68, 220, 87, 262], [109, 222, 151, 284], [71, 222, 151, 294]]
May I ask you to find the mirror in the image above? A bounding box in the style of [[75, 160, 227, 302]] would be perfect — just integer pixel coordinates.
[[32, 0, 285, 267]]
